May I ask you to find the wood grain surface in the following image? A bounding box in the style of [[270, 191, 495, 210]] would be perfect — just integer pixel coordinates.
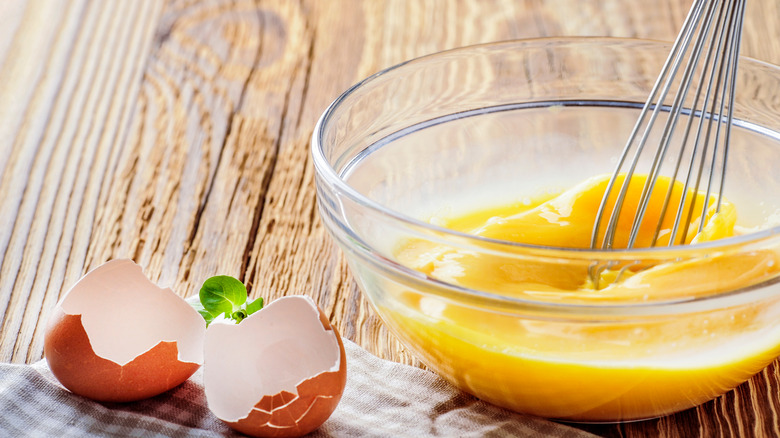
[[2, 1, 780, 436]]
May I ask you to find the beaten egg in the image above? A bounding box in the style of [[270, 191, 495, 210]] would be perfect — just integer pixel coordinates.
[[389, 173, 780, 421]]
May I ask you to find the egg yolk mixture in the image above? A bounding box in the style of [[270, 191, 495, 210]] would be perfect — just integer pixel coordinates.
[[389, 174, 780, 421]]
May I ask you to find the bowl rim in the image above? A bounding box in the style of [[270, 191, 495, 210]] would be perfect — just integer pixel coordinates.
[[312, 36, 780, 257], [311, 36, 780, 311]]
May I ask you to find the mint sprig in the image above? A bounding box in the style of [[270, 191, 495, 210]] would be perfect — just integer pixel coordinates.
[[188, 275, 264, 326]]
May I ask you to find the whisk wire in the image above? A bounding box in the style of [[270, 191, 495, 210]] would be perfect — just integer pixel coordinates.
[[697, 0, 740, 233], [708, 0, 745, 219], [718, 0, 745, 212], [626, 0, 724, 249], [671, 0, 735, 245], [591, 0, 745, 252], [674, 0, 744, 245], [652, 0, 727, 245], [589, 0, 708, 250]]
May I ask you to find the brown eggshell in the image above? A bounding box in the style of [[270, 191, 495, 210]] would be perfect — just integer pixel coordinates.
[[204, 295, 347, 437], [43, 259, 206, 402], [44, 308, 200, 402]]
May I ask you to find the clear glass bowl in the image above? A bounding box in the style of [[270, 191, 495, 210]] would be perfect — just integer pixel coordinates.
[[311, 38, 780, 422]]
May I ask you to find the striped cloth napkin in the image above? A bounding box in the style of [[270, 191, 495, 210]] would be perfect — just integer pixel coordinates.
[[0, 339, 597, 437]]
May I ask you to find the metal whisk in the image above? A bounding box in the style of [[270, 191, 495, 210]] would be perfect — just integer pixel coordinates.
[[590, 0, 746, 251]]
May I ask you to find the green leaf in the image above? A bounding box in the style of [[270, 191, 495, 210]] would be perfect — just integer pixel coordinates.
[[197, 309, 216, 325], [199, 275, 247, 316], [186, 294, 216, 326], [246, 296, 264, 316], [231, 309, 248, 323], [189, 276, 263, 326]]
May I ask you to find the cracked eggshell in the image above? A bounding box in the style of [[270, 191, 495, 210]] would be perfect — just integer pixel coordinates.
[[204, 295, 347, 438], [44, 259, 206, 402]]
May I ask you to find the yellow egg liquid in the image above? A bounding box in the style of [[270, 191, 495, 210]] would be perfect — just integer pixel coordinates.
[[388, 174, 780, 421]]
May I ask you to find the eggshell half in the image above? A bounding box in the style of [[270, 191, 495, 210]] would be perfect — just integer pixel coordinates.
[[204, 295, 347, 437], [44, 259, 206, 402]]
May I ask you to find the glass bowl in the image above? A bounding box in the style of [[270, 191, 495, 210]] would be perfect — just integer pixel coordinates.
[[311, 37, 780, 422]]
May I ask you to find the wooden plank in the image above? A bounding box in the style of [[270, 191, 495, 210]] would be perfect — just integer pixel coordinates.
[[0, 0, 164, 362]]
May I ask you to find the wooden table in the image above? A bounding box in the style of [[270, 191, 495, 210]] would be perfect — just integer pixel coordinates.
[[2, 1, 779, 436]]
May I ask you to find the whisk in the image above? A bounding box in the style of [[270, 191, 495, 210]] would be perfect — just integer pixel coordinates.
[[590, 0, 747, 252]]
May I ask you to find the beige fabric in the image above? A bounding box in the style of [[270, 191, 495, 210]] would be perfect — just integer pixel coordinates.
[[0, 340, 598, 437]]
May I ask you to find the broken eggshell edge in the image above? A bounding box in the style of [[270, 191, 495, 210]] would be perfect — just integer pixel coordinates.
[[44, 259, 206, 402], [204, 295, 347, 437]]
